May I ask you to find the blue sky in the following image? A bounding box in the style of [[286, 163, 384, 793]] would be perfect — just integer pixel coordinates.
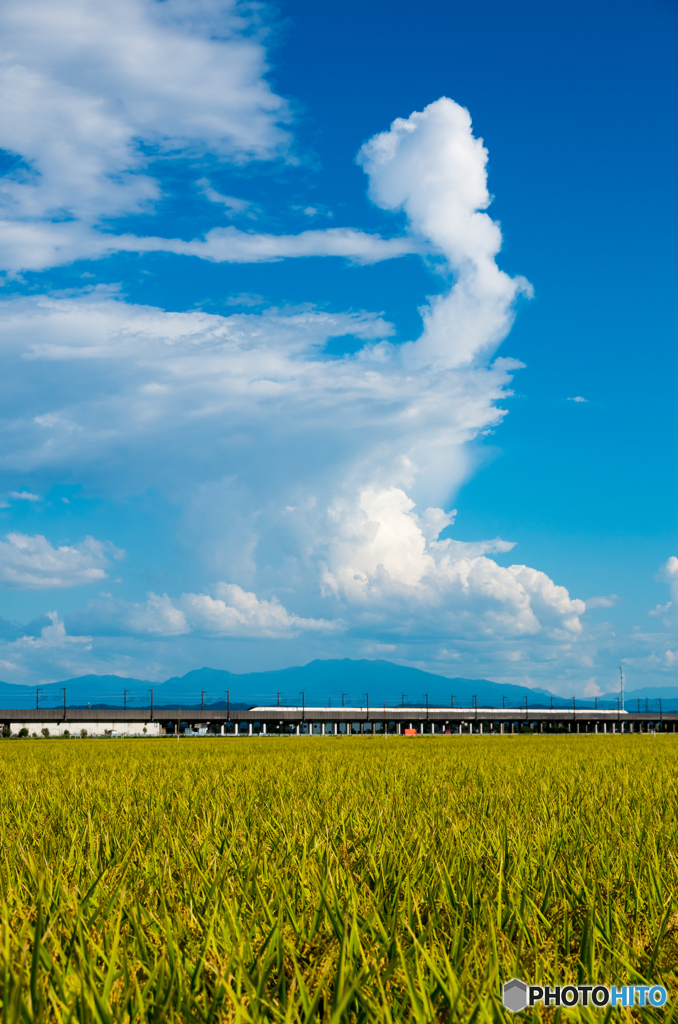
[[0, 0, 676, 696]]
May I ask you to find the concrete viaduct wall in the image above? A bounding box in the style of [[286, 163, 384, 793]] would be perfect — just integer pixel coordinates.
[[1, 706, 677, 737]]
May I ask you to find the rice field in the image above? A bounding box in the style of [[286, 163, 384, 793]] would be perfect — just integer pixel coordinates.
[[1, 736, 677, 1022]]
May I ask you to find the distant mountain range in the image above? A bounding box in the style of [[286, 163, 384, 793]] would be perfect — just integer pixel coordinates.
[[0, 659, 675, 711]]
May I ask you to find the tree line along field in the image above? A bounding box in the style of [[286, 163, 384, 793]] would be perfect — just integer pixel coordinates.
[[0, 737, 677, 1023]]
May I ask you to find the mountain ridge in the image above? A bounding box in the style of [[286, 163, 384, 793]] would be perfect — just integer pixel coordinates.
[[0, 659, 670, 710]]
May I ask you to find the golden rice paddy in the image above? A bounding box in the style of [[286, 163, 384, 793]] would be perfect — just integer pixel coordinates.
[[1, 736, 677, 1022]]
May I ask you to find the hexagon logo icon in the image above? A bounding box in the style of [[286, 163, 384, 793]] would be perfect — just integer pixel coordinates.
[[502, 978, 528, 1013]]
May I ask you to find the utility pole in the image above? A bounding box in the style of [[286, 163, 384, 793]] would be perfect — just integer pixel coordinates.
[[123, 689, 128, 710], [620, 665, 625, 711], [201, 691, 205, 710], [277, 691, 281, 707], [36, 687, 41, 710], [342, 693, 345, 708], [60, 687, 66, 719], [402, 694, 406, 708], [451, 694, 454, 709], [148, 688, 154, 720]]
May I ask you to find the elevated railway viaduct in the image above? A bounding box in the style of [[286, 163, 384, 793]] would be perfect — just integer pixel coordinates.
[[1, 706, 676, 737]]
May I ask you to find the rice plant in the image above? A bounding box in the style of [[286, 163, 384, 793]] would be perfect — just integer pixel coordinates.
[[0, 736, 677, 1022]]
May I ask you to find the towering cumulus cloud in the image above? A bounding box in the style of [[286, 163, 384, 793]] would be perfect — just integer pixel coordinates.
[[0, 76, 586, 684], [358, 99, 532, 369]]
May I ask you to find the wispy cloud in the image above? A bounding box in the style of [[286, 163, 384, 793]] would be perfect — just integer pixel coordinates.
[[0, 221, 423, 273], [9, 491, 42, 502], [585, 595, 619, 609], [0, 0, 291, 270], [196, 178, 256, 217]]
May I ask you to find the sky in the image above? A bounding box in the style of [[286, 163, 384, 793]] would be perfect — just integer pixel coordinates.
[[0, 0, 676, 698]]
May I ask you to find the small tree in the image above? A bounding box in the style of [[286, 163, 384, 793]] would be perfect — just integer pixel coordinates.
[[80, 728, 88, 739], [18, 727, 29, 738], [41, 727, 50, 738], [1, 726, 11, 738], [62, 729, 70, 739]]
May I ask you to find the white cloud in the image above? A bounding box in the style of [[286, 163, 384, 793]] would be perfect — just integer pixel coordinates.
[[357, 97, 532, 369], [223, 293, 265, 307], [0, 96, 591, 682], [321, 486, 584, 639], [133, 226, 421, 265], [0, 0, 425, 273], [20, 610, 91, 649], [0, 290, 512, 516], [0, 221, 422, 272], [648, 557, 678, 628], [71, 583, 339, 639], [599, 559, 678, 685], [567, 396, 588, 403], [0, 0, 290, 269], [196, 178, 256, 216], [0, 532, 123, 589], [659, 556, 678, 588], [649, 602, 672, 618], [9, 490, 41, 501], [585, 595, 619, 609], [1, 0, 290, 174], [182, 584, 338, 637]]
